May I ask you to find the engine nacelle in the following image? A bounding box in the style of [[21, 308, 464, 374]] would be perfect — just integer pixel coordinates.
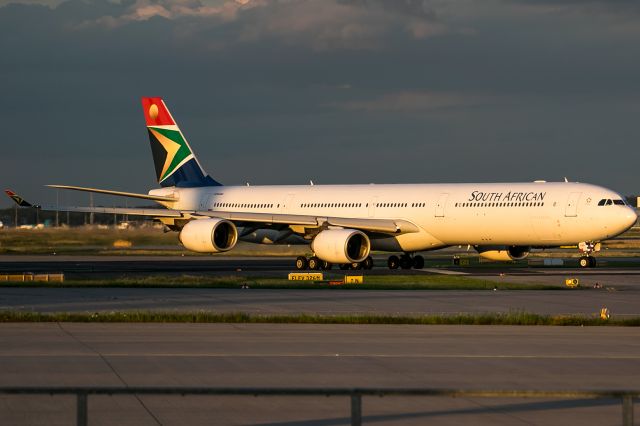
[[179, 218, 238, 253], [476, 245, 530, 261], [311, 229, 370, 264]]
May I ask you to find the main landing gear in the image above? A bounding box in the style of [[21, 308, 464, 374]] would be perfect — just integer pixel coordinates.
[[295, 256, 374, 271], [387, 253, 424, 270]]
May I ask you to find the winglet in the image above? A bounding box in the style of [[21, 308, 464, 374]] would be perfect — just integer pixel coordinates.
[[5, 190, 34, 207]]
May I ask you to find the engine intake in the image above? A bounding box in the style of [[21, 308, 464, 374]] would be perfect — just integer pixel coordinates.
[[311, 229, 370, 264], [476, 245, 530, 261], [179, 218, 238, 253]]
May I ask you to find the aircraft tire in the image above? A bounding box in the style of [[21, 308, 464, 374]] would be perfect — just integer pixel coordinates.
[[578, 256, 590, 268], [308, 257, 320, 270], [400, 255, 413, 269], [321, 260, 332, 270], [413, 255, 425, 269], [295, 256, 308, 270], [388, 255, 400, 270], [589, 257, 597, 268], [362, 256, 374, 270]]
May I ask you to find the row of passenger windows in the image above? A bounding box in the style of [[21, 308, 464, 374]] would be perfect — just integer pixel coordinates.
[[455, 202, 545, 208], [377, 202, 426, 208], [213, 202, 275, 209], [214, 201, 428, 209], [598, 199, 625, 206], [302, 202, 362, 208], [300, 202, 427, 208]]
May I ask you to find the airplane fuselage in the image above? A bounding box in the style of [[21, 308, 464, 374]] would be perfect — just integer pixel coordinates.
[[151, 181, 637, 252]]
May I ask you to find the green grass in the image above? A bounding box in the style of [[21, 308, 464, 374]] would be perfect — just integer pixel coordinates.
[[0, 274, 563, 290], [0, 227, 309, 256], [0, 310, 636, 326]]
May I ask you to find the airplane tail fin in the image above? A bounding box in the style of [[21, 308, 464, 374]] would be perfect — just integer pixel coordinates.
[[4, 190, 34, 207], [142, 97, 221, 187]]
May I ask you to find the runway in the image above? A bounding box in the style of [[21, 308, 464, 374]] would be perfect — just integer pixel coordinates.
[[1, 323, 638, 425], [2, 255, 640, 316], [2, 287, 640, 316], [1, 256, 639, 424], [2, 255, 640, 277]]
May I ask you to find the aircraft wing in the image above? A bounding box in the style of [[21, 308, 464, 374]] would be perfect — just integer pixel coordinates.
[[193, 210, 420, 234], [4, 190, 182, 218], [5, 190, 419, 234]]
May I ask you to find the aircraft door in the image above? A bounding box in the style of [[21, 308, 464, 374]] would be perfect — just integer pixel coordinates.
[[435, 193, 449, 217], [281, 193, 295, 213], [368, 196, 378, 218], [565, 192, 581, 217]]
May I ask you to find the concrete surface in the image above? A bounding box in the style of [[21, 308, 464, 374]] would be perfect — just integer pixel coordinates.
[[0, 323, 638, 425]]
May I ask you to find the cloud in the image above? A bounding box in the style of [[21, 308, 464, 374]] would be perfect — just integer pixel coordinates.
[[77, 0, 250, 28], [19, 0, 452, 50]]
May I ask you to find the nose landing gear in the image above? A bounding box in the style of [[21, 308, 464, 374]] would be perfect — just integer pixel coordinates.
[[578, 241, 601, 268]]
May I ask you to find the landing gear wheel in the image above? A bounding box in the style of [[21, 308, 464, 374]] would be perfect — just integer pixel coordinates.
[[350, 262, 362, 270], [320, 260, 332, 270], [400, 255, 413, 270], [308, 256, 320, 270], [578, 256, 591, 268], [413, 255, 425, 269], [589, 257, 597, 268], [339, 263, 350, 270], [388, 255, 400, 270], [295, 256, 308, 270], [362, 256, 374, 270]]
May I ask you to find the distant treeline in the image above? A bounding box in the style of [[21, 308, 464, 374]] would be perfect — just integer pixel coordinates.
[[0, 207, 155, 227]]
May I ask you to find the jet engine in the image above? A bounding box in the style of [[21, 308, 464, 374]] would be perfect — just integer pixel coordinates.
[[476, 245, 530, 261], [311, 229, 370, 264], [179, 218, 238, 253]]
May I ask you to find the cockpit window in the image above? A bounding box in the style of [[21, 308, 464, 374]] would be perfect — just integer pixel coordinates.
[[598, 199, 619, 206]]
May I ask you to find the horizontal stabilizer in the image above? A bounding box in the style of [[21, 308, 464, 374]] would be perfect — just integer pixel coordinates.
[[47, 185, 177, 202], [35, 204, 183, 218]]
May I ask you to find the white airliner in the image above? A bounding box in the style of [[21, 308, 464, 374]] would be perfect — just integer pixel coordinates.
[[6, 97, 637, 269]]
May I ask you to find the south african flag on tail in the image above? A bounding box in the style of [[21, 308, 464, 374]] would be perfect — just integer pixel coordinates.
[[4, 190, 33, 207], [142, 97, 221, 187]]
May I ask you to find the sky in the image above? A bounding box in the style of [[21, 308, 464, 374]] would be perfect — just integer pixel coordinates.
[[1, 0, 639, 208]]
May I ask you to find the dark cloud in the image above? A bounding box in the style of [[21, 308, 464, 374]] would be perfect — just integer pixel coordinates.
[[1, 0, 639, 208]]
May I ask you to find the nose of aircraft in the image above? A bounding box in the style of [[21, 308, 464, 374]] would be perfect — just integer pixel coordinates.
[[621, 206, 638, 232]]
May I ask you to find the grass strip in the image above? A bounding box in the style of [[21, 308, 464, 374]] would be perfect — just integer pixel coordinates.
[[0, 311, 636, 326], [0, 274, 562, 290]]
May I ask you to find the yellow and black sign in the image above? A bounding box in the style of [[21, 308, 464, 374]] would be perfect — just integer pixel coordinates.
[[344, 275, 364, 284], [565, 278, 579, 288], [288, 273, 323, 281]]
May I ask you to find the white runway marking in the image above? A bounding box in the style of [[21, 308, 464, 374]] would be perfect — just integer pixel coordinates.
[[419, 268, 469, 275]]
